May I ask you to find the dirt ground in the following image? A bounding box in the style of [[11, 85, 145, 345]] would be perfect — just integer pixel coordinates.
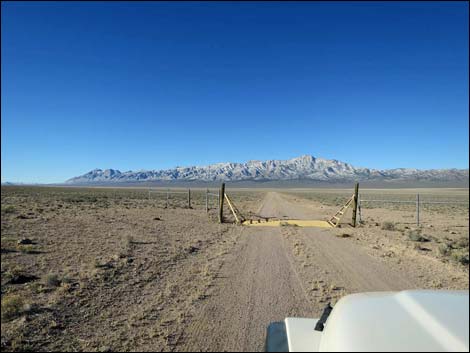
[[1, 186, 468, 352]]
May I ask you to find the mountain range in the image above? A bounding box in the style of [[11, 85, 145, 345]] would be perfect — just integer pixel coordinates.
[[66, 155, 469, 185]]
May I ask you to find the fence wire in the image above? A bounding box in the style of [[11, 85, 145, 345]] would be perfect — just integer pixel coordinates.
[[358, 193, 469, 226]]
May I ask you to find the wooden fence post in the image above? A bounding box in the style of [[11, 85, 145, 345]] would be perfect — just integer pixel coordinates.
[[219, 183, 225, 223], [352, 182, 359, 227], [188, 188, 191, 208], [206, 188, 209, 212], [166, 189, 169, 208]]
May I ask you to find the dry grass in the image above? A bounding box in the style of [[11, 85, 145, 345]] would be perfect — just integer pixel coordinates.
[[1, 295, 25, 322]]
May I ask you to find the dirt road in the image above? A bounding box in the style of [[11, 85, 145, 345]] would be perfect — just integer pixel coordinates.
[[181, 192, 418, 351]]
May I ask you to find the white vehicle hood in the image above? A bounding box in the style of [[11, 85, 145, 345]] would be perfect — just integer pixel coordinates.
[[286, 290, 469, 352], [320, 290, 469, 351]]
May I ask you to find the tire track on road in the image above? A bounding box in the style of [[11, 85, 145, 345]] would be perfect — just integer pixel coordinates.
[[180, 194, 314, 352]]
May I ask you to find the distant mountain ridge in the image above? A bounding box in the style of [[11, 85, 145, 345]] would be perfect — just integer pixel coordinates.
[[66, 155, 469, 185]]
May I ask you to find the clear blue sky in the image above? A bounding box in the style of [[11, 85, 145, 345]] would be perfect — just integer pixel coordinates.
[[2, 1, 468, 183]]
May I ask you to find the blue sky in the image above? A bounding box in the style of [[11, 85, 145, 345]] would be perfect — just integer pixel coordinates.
[[1, 1, 468, 183]]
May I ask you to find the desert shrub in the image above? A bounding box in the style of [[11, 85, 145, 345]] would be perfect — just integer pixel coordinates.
[[438, 235, 469, 261], [442, 236, 469, 265], [438, 244, 452, 256], [117, 234, 135, 258], [17, 238, 34, 245], [17, 245, 35, 253], [381, 222, 396, 231], [453, 236, 469, 249], [413, 243, 423, 251], [61, 273, 74, 284], [407, 229, 429, 242], [94, 257, 115, 270], [4, 266, 38, 285], [93, 258, 102, 269], [44, 273, 61, 287], [1, 295, 25, 321], [1, 205, 16, 214], [451, 251, 469, 265]]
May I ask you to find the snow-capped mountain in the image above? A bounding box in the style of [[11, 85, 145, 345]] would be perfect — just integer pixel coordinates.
[[65, 155, 469, 184]]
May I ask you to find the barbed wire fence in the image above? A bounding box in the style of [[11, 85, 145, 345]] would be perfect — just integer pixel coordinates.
[[205, 189, 220, 213], [147, 187, 221, 211], [358, 193, 469, 226]]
